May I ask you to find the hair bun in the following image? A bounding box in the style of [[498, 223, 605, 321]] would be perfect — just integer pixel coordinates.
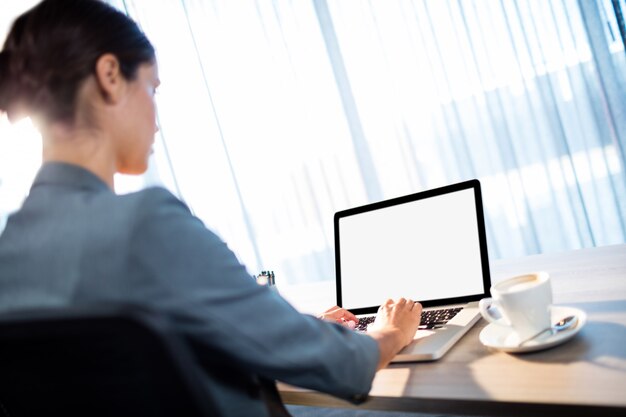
[[0, 48, 36, 122]]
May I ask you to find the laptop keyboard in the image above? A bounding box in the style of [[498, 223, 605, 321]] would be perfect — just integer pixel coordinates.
[[355, 307, 462, 332]]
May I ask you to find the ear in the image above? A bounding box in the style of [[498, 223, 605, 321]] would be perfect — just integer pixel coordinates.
[[94, 53, 125, 104]]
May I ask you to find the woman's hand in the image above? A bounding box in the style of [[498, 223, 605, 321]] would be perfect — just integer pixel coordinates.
[[371, 298, 422, 346], [318, 305, 359, 329], [366, 298, 422, 369]]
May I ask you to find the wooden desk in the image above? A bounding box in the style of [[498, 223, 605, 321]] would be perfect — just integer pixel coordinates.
[[279, 244, 626, 416]]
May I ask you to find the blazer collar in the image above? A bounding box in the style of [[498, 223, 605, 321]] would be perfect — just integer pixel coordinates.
[[31, 162, 112, 193]]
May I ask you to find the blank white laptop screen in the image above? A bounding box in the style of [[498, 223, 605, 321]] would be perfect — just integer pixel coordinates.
[[338, 188, 484, 311]]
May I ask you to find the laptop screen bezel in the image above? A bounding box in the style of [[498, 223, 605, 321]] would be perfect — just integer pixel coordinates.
[[334, 179, 492, 315]]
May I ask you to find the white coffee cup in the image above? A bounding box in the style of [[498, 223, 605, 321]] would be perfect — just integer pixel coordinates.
[[479, 272, 552, 342]]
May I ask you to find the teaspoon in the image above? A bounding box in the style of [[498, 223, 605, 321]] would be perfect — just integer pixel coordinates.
[[518, 315, 578, 347]]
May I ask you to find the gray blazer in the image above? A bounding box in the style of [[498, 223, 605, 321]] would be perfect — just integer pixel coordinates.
[[0, 162, 378, 416]]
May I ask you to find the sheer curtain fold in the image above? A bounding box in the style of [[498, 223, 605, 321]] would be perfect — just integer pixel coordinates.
[[97, 0, 626, 284]]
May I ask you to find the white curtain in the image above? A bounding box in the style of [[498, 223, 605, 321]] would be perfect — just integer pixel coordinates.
[[1, 0, 625, 285]]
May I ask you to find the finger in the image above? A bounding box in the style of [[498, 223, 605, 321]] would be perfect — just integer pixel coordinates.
[[317, 306, 341, 320], [333, 309, 356, 321], [396, 298, 407, 306], [341, 309, 359, 323], [335, 317, 357, 330], [319, 306, 336, 317]]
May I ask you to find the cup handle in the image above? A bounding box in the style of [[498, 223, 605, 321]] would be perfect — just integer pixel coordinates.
[[478, 298, 510, 326]]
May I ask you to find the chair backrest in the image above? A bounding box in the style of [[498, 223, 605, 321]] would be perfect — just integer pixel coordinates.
[[0, 306, 219, 417]]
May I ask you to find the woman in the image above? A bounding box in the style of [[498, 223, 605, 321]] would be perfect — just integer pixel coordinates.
[[0, 1, 422, 416]]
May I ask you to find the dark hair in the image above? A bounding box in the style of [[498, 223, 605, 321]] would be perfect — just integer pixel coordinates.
[[0, 0, 155, 124]]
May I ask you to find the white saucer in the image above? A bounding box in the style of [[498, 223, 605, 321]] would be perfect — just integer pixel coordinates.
[[479, 306, 586, 353]]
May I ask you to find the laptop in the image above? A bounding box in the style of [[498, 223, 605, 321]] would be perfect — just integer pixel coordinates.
[[334, 179, 491, 362]]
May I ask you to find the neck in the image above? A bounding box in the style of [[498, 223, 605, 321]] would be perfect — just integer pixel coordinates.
[[41, 124, 116, 189]]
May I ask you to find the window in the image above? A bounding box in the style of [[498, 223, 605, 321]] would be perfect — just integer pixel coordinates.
[[2, 0, 624, 286]]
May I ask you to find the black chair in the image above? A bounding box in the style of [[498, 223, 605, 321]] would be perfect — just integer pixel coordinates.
[[0, 307, 220, 417]]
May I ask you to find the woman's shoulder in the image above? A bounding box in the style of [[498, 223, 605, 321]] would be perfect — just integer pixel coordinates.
[[117, 186, 203, 233], [119, 186, 190, 216], [118, 186, 222, 255], [122, 186, 181, 204]]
